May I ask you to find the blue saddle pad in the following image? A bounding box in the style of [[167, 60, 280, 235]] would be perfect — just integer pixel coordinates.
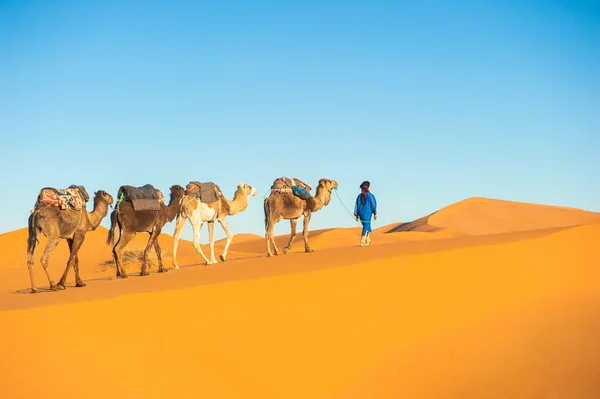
[[292, 186, 311, 200]]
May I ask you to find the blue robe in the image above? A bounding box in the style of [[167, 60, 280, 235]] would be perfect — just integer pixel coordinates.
[[354, 191, 377, 236]]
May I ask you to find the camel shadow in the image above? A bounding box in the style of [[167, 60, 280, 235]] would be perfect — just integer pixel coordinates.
[[14, 287, 58, 295], [12, 273, 158, 294]]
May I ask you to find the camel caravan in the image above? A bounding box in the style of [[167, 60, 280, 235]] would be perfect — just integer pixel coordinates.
[[25, 176, 339, 293]]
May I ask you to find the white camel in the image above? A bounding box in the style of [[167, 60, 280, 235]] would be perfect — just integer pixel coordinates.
[[172, 183, 257, 268]]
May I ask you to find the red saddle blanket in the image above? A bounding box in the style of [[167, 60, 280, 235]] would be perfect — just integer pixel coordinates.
[[38, 187, 86, 211]]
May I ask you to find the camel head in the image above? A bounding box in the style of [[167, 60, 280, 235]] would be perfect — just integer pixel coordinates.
[[169, 185, 185, 199], [318, 178, 339, 192], [239, 183, 258, 197], [93, 190, 114, 206]]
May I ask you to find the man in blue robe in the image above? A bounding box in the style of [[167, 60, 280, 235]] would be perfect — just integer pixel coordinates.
[[354, 180, 377, 246]]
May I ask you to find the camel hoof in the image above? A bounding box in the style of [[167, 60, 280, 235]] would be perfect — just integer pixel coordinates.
[[55, 283, 66, 290], [140, 270, 150, 276], [173, 264, 180, 269], [305, 248, 314, 253], [158, 267, 168, 273], [219, 254, 226, 262], [75, 281, 87, 288], [282, 247, 289, 255], [117, 274, 128, 279], [29, 288, 39, 294]]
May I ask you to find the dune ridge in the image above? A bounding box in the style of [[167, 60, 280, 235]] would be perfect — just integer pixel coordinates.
[[387, 196, 600, 235]]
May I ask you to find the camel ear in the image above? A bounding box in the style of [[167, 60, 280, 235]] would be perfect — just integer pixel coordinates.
[[94, 191, 97, 195]]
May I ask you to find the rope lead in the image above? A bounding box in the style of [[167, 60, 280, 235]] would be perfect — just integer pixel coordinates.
[[333, 188, 376, 224]]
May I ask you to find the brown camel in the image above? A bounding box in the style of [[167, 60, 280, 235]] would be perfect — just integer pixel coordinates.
[[264, 178, 338, 257], [172, 183, 257, 267], [106, 185, 185, 277], [26, 189, 114, 293]]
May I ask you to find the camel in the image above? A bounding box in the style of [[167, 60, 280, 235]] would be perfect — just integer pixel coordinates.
[[106, 185, 185, 277], [172, 183, 258, 267], [26, 189, 114, 293], [264, 178, 338, 257]]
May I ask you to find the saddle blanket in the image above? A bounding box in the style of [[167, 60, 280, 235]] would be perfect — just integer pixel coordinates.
[[270, 177, 312, 200], [38, 186, 87, 211], [292, 185, 311, 200], [185, 181, 222, 203], [271, 177, 312, 191], [117, 184, 162, 211]]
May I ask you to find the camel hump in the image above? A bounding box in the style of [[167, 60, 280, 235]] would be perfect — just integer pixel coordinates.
[[291, 178, 311, 191], [118, 184, 160, 201], [271, 177, 312, 191], [37, 185, 87, 210], [269, 177, 312, 200], [186, 181, 222, 203], [117, 184, 162, 211]]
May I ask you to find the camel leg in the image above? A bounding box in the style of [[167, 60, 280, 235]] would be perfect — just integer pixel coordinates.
[[192, 220, 211, 265], [27, 259, 37, 294], [172, 213, 187, 269], [265, 199, 279, 257], [27, 249, 38, 293], [27, 216, 40, 293], [58, 233, 86, 289], [207, 222, 218, 264], [73, 254, 85, 287], [40, 236, 61, 291], [265, 219, 272, 257], [140, 230, 159, 276], [265, 219, 280, 257], [282, 219, 298, 255], [153, 233, 168, 273], [113, 231, 135, 278], [218, 216, 233, 262], [302, 212, 314, 253]]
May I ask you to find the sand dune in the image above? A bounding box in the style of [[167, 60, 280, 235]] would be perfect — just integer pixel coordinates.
[[387, 196, 600, 235], [0, 198, 599, 398]]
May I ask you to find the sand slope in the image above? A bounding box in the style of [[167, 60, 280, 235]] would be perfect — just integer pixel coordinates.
[[387, 196, 600, 235], [0, 198, 599, 398]]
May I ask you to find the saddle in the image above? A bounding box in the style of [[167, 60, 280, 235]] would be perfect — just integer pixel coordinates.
[[117, 184, 162, 211], [37, 185, 89, 211], [185, 181, 223, 203], [269, 177, 312, 200]]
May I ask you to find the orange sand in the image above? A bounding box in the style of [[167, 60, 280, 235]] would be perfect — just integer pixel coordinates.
[[0, 197, 599, 398]]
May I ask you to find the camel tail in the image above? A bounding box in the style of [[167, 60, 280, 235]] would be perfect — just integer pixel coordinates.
[[106, 210, 119, 246], [26, 211, 39, 260]]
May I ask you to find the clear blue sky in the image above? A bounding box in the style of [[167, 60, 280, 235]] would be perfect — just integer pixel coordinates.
[[1, 0, 598, 242]]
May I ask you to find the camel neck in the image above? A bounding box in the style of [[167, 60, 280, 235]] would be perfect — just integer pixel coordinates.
[[88, 199, 109, 230], [226, 188, 249, 215], [311, 187, 331, 211], [165, 195, 182, 222]]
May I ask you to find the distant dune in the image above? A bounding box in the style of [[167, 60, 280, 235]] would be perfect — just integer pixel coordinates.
[[1, 197, 599, 398], [387, 196, 600, 235]]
